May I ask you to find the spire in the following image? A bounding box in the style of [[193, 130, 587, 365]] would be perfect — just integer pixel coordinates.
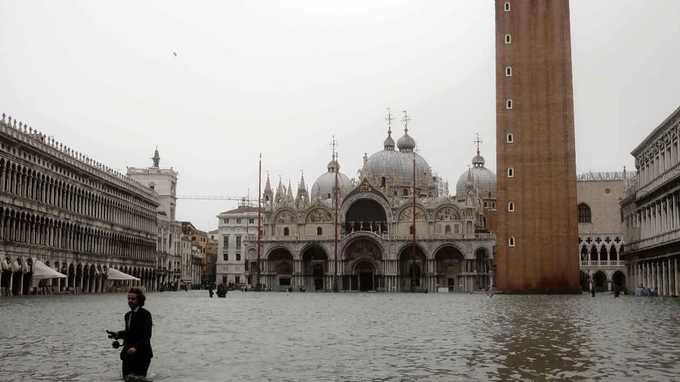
[[286, 179, 295, 204], [295, 171, 309, 209], [384, 108, 395, 151], [152, 147, 160, 168], [275, 177, 285, 205], [298, 171, 306, 191], [263, 172, 273, 203], [397, 110, 416, 152], [472, 133, 485, 168]]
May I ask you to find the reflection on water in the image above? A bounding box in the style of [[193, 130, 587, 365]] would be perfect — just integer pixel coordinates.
[[1, 292, 679, 381]]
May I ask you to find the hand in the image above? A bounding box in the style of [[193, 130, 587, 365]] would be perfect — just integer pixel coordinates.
[[127, 347, 137, 355], [106, 330, 117, 340]]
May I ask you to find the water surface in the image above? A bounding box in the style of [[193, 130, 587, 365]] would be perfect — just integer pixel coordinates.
[[1, 292, 679, 381]]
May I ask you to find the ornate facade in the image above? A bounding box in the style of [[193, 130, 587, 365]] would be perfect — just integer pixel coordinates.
[[622, 106, 680, 296], [245, 120, 496, 292], [0, 114, 159, 296], [577, 172, 628, 292]]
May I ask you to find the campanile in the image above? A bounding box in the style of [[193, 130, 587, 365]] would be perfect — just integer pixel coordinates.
[[495, 0, 580, 292]]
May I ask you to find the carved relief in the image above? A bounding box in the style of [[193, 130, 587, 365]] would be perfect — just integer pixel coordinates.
[[275, 210, 294, 224], [306, 208, 332, 223], [435, 207, 460, 221], [399, 207, 425, 221]]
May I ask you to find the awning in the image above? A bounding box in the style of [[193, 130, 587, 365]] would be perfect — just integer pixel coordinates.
[[32, 260, 67, 280], [106, 268, 140, 281]]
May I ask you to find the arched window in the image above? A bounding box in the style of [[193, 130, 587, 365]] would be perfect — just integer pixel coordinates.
[[508, 236, 516, 247], [507, 201, 515, 212], [578, 203, 592, 223], [283, 227, 290, 236], [505, 34, 512, 44], [316, 226, 322, 236], [445, 225, 451, 234], [505, 66, 512, 77]]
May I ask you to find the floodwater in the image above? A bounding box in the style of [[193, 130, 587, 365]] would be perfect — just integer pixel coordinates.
[[1, 292, 679, 381]]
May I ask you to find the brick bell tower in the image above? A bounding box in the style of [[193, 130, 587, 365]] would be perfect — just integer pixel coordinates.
[[494, 0, 580, 292]]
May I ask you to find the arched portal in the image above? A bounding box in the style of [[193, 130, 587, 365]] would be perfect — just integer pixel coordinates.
[[354, 260, 375, 291], [398, 244, 427, 291], [593, 270, 607, 291], [612, 271, 626, 292], [268, 248, 294, 290], [343, 237, 383, 291], [302, 245, 328, 291], [434, 245, 465, 291], [345, 199, 387, 235]]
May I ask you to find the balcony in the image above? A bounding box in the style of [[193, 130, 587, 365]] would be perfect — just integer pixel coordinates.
[[580, 260, 625, 268], [628, 226, 680, 252]]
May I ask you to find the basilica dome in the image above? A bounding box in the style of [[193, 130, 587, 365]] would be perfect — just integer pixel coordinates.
[[363, 126, 434, 192], [311, 159, 353, 200], [455, 152, 496, 200]]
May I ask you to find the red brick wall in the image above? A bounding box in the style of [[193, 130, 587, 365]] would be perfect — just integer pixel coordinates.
[[495, 0, 580, 292]]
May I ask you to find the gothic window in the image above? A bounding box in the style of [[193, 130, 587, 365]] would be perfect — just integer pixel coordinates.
[[578, 203, 592, 223], [317, 227, 323, 236]]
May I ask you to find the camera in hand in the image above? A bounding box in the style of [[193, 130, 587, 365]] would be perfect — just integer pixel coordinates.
[[106, 330, 122, 349]]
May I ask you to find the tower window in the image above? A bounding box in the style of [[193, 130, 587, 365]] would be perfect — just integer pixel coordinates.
[[506, 99, 513, 109], [506, 133, 514, 143], [507, 167, 514, 177], [505, 34, 512, 44], [508, 236, 516, 247], [504, 2, 511, 12], [508, 201, 515, 212], [505, 66, 512, 77]]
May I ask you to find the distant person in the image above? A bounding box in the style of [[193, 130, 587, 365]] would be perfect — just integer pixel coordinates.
[[591, 285, 596, 297], [209, 287, 214, 298], [107, 288, 153, 379]]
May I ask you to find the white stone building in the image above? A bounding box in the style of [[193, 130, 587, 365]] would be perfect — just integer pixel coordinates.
[[0, 114, 158, 296], [622, 105, 680, 296], [127, 149, 183, 289], [577, 172, 628, 292], [215, 203, 258, 287]]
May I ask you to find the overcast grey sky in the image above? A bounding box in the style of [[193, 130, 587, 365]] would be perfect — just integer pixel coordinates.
[[1, 0, 679, 231]]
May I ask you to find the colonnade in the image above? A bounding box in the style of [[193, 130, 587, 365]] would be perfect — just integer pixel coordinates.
[[0, 256, 157, 296], [628, 255, 679, 296]]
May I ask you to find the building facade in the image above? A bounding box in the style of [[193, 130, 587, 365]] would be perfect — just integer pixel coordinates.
[[215, 204, 258, 287], [577, 172, 627, 292], [243, 123, 495, 292], [622, 106, 680, 296], [0, 114, 158, 296], [494, 0, 580, 292], [128, 150, 183, 290]]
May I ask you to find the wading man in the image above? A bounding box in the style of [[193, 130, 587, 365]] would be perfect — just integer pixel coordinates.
[[107, 288, 153, 379]]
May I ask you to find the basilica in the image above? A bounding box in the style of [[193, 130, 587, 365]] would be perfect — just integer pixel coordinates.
[[244, 120, 497, 292]]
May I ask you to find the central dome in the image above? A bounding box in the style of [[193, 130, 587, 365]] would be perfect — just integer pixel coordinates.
[[456, 151, 496, 200]]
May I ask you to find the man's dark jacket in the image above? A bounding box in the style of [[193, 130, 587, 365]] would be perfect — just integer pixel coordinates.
[[117, 307, 153, 360]]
